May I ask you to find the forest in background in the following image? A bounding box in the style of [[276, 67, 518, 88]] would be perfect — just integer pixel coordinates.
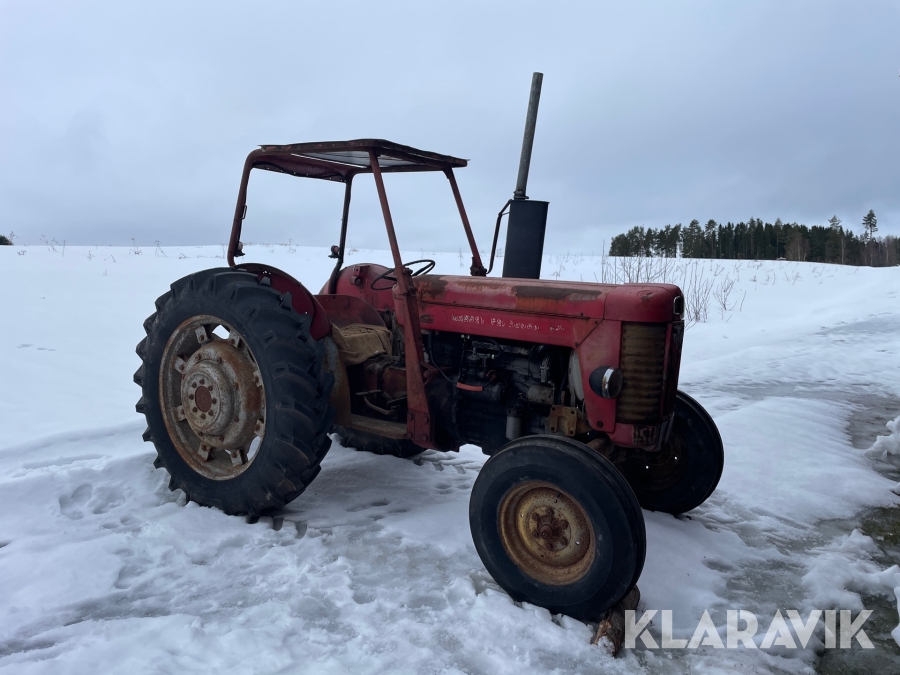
[[608, 211, 900, 267]]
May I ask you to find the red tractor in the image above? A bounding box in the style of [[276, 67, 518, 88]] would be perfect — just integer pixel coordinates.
[[135, 130, 722, 621]]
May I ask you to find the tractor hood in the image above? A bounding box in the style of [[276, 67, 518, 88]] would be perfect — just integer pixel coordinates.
[[413, 275, 681, 323]]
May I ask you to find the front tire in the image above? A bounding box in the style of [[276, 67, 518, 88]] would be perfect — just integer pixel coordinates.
[[135, 268, 335, 516], [469, 436, 646, 621]]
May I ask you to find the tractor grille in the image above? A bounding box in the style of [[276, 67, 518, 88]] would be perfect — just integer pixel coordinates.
[[617, 322, 669, 424], [663, 321, 684, 417]]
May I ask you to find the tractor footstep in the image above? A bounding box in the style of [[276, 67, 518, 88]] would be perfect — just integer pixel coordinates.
[[591, 586, 641, 655]]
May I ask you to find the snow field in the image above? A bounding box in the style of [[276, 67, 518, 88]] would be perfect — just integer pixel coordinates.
[[0, 243, 898, 673]]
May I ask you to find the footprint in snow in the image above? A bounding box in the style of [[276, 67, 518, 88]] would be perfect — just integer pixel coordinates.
[[16, 343, 56, 351], [59, 484, 93, 520], [346, 500, 390, 513], [58, 484, 126, 520]]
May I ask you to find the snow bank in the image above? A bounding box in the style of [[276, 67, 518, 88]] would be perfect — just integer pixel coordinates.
[[875, 414, 900, 460]]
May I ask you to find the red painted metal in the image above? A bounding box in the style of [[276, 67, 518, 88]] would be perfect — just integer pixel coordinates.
[[325, 264, 396, 311], [574, 320, 622, 435], [314, 294, 386, 329], [236, 263, 331, 340], [444, 169, 486, 276], [227, 151, 259, 267], [414, 302, 598, 347], [604, 285, 681, 322], [415, 275, 609, 321], [369, 150, 435, 448]]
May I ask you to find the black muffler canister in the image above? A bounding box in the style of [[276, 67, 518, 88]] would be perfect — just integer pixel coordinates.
[[502, 199, 549, 279]]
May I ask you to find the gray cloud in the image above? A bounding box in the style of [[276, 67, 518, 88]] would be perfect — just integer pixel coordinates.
[[2, 0, 898, 253]]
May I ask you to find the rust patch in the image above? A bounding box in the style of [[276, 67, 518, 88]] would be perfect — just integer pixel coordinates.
[[498, 480, 595, 586], [514, 285, 602, 302], [195, 386, 212, 412], [414, 276, 450, 298]]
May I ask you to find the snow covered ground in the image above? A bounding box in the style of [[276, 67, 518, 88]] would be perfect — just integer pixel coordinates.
[[1, 243, 898, 674]]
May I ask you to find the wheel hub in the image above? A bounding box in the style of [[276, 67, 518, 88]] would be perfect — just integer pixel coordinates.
[[499, 480, 595, 586], [160, 316, 266, 479], [181, 340, 262, 451]]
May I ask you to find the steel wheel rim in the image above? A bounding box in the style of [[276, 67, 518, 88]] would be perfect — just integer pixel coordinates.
[[160, 315, 266, 480], [498, 480, 596, 586]]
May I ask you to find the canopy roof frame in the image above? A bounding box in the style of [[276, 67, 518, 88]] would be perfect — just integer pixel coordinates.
[[226, 139, 483, 277]]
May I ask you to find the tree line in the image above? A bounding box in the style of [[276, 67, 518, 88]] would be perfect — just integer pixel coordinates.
[[608, 211, 899, 267]]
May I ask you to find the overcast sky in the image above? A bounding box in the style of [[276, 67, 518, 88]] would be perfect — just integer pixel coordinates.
[[2, 1, 898, 254]]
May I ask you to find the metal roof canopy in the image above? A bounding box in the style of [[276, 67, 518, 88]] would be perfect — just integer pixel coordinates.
[[251, 139, 468, 182], [228, 138, 484, 279]]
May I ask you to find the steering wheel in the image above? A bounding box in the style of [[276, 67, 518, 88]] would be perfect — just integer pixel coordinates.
[[370, 259, 436, 291]]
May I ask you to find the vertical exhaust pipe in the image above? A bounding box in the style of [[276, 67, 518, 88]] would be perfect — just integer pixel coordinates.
[[502, 72, 549, 280], [514, 72, 543, 201]]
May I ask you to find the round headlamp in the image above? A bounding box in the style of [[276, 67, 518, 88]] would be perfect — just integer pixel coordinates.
[[589, 367, 623, 399]]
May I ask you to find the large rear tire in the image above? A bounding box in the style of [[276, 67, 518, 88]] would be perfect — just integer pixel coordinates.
[[135, 268, 335, 516], [619, 390, 724, 515], [469, 435, 646, 621]]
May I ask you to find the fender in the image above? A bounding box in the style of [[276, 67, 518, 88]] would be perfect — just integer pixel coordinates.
[[235, 263, 331, 340]]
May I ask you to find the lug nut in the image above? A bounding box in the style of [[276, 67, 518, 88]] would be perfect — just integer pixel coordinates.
[[192, 407, 198, 413]]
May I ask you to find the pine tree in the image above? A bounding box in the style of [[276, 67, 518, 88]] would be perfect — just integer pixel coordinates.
[[862, 210, 877, 240], [704, 220, 718, 258], [680, 220, 703, 258], [861, 210, 878, 265], [608, 233, 632, 256], [828, 215, 844, 264]]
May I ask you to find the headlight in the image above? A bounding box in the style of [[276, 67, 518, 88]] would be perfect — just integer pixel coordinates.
[[588, 367, 623, 399]]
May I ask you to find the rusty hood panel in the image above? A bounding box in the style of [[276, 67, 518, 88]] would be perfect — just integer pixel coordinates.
[[415, 275, 611, 318], [603, 284, 682, 322], [414, 275, 680, 322]]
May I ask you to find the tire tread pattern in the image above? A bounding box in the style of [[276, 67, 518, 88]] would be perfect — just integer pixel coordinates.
[[135, 268, 334, 515]]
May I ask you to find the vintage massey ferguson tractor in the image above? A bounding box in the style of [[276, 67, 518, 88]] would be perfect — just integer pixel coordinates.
[[134, 79, 723, 622]]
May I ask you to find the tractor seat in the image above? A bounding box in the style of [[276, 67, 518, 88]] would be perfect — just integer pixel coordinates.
[[331, 323, 393, 366]]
